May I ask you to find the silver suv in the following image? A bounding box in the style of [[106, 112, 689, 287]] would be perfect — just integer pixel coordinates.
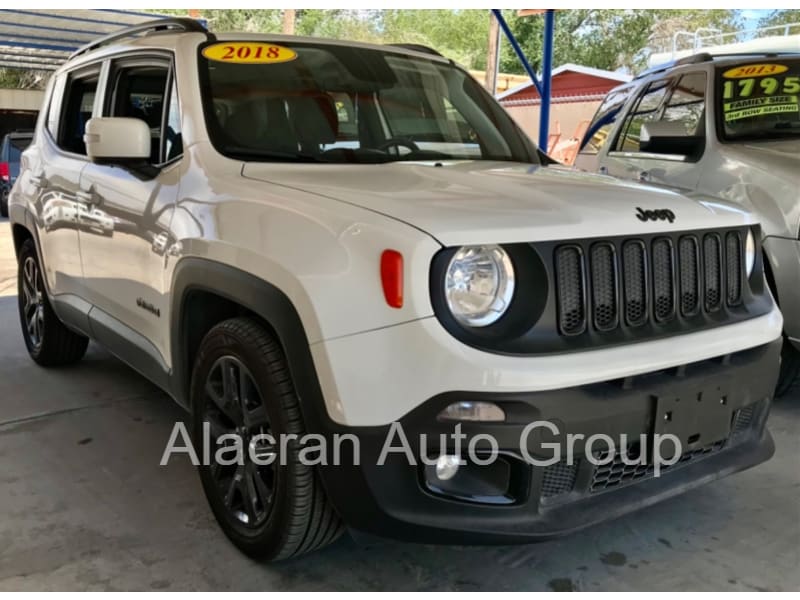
[[8, 20, 783, 560], [576, 52, 800, 394]]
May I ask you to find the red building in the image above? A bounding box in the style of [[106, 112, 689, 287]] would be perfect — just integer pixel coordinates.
[[497, 64, 631, 163]]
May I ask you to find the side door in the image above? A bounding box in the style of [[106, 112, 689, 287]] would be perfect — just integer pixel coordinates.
[[34, 66, 101, 301], [601, 71, 708, 193], [78, 55, 182, 369]]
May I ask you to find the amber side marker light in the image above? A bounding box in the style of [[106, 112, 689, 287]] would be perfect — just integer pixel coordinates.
[[381, 250, 404, 308]]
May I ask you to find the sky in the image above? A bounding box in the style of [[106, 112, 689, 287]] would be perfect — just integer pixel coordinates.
[[739, 9, 771, 28]]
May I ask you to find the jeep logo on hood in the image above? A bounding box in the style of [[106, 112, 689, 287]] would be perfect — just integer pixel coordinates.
[[636, 207, 675, 223]]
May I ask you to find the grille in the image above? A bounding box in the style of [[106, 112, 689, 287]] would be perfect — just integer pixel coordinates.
[[652, 238, 675, 322], [731, 402, 757, 440], [541, 460, 578, 498], [726, 232, 742, 305], [590, 244, 618, 331], [679, 237, 700, 316], [555, 246, 586, 335], [623, 241, 647, 326], [590, 439, 726, 493], [704, 234, 722, 311], [553, 230, 746, 336]]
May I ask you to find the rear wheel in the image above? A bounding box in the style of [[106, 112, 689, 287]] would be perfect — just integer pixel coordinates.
[[1, 187, 8, 218], [17, 238, 88, 366], [191, 317, 343, 560]]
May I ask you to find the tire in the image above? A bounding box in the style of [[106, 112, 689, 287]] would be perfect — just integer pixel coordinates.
[[191, 317, 343, 560], [1, 187, 8, 218], [775, 337, 800, 397], [17, 238, 89, 366]]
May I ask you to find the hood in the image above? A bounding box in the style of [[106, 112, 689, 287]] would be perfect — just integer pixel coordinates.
[[724, 138, 800, 176], [242, 161, 755, 246]]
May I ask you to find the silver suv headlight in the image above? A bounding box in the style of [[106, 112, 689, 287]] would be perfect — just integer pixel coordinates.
[[444, 245, 515, 327], [745, 229, 756, 277]]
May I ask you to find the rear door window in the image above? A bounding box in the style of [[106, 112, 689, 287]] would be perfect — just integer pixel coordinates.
[[58, 70, 100, 155]]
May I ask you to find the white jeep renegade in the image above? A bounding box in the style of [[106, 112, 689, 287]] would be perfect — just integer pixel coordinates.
[[8, 19, 784, 560]]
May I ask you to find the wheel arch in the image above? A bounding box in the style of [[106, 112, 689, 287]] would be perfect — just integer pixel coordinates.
[[169, 258, 330, 430]]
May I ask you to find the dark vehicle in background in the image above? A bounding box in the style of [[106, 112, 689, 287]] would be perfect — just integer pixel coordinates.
[[1, 131, 33, 217]]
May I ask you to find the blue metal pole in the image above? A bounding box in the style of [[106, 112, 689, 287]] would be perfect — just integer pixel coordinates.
[[491, 9, 543, 97], [540, 9, 555, 151]]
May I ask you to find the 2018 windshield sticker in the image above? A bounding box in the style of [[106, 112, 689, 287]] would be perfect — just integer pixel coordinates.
[[202, 42, 297, 64]]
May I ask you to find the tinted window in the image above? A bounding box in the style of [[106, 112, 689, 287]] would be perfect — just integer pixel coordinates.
[[108, 65, 169, 163], [199, 41, 537, 164], [717, 58, 800, 141], [615, 79, 671, 151], [581, 84, 634, 154], [46, 74, 66, 139], [163, 79, 183, 162], [58, 72, 99, 155], [662, 72, 706, 135]]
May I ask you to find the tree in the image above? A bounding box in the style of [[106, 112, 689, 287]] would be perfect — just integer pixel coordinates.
[[758, 10, 800, 29], [380, 10, 489, 70], [497, 9, 742, 74], [0, 68, 48, 90]]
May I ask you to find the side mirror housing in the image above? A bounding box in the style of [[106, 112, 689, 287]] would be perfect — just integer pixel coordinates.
[[639, 121, 704, 158], [84, 117, 151, 162]]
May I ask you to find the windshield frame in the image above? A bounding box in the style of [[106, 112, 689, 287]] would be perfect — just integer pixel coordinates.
[[714, 56, 800, 144], [196, 39, 540, 165]]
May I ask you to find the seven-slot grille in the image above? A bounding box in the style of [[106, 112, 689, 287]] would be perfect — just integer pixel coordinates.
[[555, 230, 747, 336]]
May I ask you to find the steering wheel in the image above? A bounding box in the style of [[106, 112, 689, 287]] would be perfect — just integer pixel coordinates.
[[377, 138, 420, 153]]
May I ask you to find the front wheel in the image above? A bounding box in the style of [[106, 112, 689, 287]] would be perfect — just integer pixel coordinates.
[[17, 238, 88, 366], [191, 317, 343, 560], [775, 337, 800, 397]]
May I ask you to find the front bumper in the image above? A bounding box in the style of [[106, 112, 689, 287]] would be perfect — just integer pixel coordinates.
[[315, 338, 780, 544]]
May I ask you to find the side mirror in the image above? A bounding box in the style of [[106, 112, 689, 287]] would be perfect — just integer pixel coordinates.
[[639, 121, 704, 158], [84, 117, 150, 162]]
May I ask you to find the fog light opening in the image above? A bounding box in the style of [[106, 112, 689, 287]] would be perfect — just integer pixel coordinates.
[[438, 401, 506, 422], [435, 454, 461, 481]]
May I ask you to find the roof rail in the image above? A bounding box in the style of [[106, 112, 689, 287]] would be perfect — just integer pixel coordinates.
[[69, 17, 208, 60], [635, 52, 713, 79], [386, 43, 444, 58]]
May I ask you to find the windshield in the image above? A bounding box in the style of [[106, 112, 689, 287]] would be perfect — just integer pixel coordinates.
[[717, 58, 800, 141], [198, 40, 538, 164]]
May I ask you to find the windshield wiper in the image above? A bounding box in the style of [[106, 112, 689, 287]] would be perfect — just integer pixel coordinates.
[[224, 146, 328, 163]]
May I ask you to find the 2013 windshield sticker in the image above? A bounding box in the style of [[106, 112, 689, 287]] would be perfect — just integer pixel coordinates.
[[722, 63, 789, 79], [202, 42, 297, 64], [721, 66, 800, 122]]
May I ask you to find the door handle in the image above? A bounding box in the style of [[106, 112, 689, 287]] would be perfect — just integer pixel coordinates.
[[639, 170, 651, 182], [76, 190, 94, 204], [76, 189, 101, 206], [30, 173, 48, 189]]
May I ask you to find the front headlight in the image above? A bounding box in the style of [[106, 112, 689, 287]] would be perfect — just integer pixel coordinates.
[[745, 229, 756, 277], [444, 245, 515, 327]]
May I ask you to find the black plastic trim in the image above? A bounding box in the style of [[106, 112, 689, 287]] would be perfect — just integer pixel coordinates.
[[320, 339, 779, 544]]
